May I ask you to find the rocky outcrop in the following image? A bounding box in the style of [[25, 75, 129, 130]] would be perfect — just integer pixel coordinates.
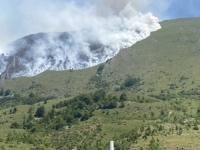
[[0, 56, 26, 80]]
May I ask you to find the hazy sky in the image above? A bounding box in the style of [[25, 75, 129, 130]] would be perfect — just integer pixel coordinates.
[[148, 0, 200, 19], [0, 0, 199, 52]]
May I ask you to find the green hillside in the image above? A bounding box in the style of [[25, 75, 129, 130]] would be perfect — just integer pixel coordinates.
[[1, 18, 200, 149], [2, 18, 200, 97]]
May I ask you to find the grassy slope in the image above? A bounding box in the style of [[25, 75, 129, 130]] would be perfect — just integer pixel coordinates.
[[2, 18, 200, 97], [1, 18, 200, 149], [104, 18, 200, 94], [0, 95, 200, 149]]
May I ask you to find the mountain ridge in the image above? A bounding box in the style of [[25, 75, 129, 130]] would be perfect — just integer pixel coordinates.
[[1, 18, 200, 98], [0, 13, 161, 79]]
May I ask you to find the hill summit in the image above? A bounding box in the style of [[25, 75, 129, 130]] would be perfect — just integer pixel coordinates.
[[0, 12, 160, 79]]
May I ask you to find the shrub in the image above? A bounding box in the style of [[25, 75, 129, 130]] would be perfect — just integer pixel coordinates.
[[10, 122, 20, 129]]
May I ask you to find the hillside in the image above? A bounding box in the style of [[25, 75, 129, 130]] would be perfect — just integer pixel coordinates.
[[1, 18, 200, 97], [0, 18, 200, 150]]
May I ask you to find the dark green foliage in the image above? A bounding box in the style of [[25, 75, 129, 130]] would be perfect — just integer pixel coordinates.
[[64, 93, 71, 98], [120, 77, 141, 90], [169, 83, 178, 90], [35, 106, 45, 118], [80, 112, 91, 121], [44, 99, 47, 104], [29, 92, 35, 98], [24, 90, 121, 132], [0, 88, 4, 96], [4, 89, 11, 96], [101, 99, 117, 109], [120, 101, 125, 108], [148, 137, 161, 150], [0, 88, 11, 96], [0, 93, 55, 108], [179, 89, 200, 99], [10, 122, 20, 129], [160, 109, 165, 116], [193, 124, 199, 130], [93, 89, 106, 102], [197, 107, 200, 116], [179, 76, 189, 82], [30, 146, 44, 150], [124, 77, 141, 87], [114, 129, 140, 150], [96, 64, 105, 75], [119, 92, 128, 101], [150, 91, 176, 101], [13, 107, 17, 113], [89, 75, 110, 90]]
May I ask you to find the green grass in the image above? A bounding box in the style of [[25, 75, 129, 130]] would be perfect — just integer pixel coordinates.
[[0, 93, 200, 149], [1, 18, 200, 98], [1, 18, 200, 149]]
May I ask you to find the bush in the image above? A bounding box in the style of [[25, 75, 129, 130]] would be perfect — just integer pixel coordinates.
[[148, 137, 161, 150], [10, 122, 20, 129], [120, 92, 128, 101], [193, 124, 199, 130], [124, 77, 141, 87], [96, 64, 104, 75], [35, 106, 45, 118]]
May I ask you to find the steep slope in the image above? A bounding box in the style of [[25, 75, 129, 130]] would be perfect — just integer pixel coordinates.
[[0, 12, 160, 78], [1, 18, 200, 97], [104, 18, 200, 95]]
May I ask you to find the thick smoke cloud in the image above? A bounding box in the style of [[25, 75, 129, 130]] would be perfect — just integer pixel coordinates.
[[0, 0, 199, 53], [0, 0, 164, 52], [0, 0, 162, 76]]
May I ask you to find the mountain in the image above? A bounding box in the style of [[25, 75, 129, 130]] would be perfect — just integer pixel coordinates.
[[1, 18, 200, 150], [0, 12, 161, 79], [0, 32, 106, 79], [1, 18, 200, 97]]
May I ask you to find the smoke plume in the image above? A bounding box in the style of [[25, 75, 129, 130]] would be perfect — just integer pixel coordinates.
[[0, 0, 161, 77]]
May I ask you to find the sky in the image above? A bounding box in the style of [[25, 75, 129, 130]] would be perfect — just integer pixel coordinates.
[[0, 0, 200, 53], [148, 0, 200, 19]]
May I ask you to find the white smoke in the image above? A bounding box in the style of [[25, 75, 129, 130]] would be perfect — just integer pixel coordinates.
[[0, 1, 161, 77]]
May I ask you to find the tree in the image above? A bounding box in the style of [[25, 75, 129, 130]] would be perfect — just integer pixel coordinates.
[[96, 64, 104, 75], [4, 89, 11, 96], [124, 77, 141, 87], [29, 92, 35, 98], [28, 112, 34, 121], [151, 112, 155, 118], [197, 107, 200, 117], [79, 94, 92, 105], [120, 101, 125, 108], [35, 106, 45, 117], [0, 89, 4, 96], [44, 100, 47, 104], [193, 124, 199, 130], [81, 112, 90, 121], [160, 109, 165, 116], [10, 122, 20, 129], [13, 107, 17, 113], [93, 89, 106, 102], [49, 108, 55, 119], [102, 100, 117, 109], [120, 92, 128, 102], [148, 137, 161, 150]]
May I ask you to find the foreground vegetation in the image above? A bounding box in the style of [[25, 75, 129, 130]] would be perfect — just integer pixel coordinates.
[[1, 18, 200, 149], [0, 89, 200, 149]]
